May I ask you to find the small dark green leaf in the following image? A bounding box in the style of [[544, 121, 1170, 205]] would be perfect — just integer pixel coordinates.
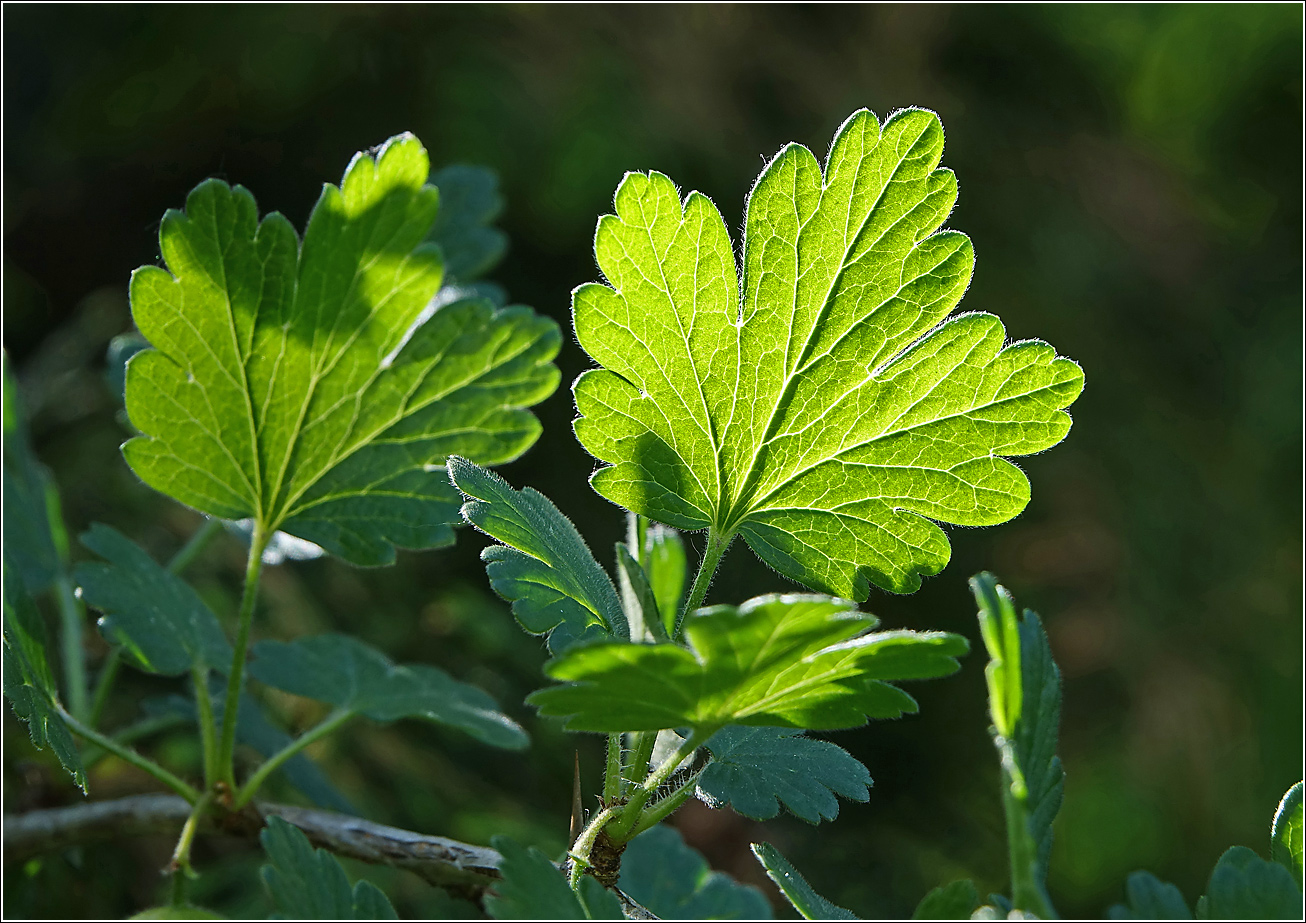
[[751, 841, 859, 920], [260, 815, 396, 919], [1271, 782, 1304, 888], [615, 543, 668, 643], [3, 352, 66, 593], [75, 524, 231, 676], [619, 825, 772, 919], [912, 879, 979, 920], [643, 524, 686, 635], [1106, 871, 1192, 919], [429, 164, 508, 282], [450, 458, 625, 650], [484, 836, 621, 920], [3, 565, 87, 792], [530, 594, 966, 734], [698, 726, 871, 824], [250, 633, 527, 750], [1200, 846, 1302, 919], [106, 332, 150, 405]]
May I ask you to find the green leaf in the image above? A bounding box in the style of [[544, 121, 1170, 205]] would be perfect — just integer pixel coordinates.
[[429, 164, 508, 283], [615, 542, 668, 643], [1106, 871, 1192, 919], [450, 458, 626, 650], [751, 841, 859, 920], [106, 332, 151, 406], [529, 594, 966, 734], [2, 564, 87, 792], [484, 836, 623, 920], [2, 352, 66, 593], [619, 825, 772, 919], [971, 572, 1062, 916], [912, 879, 980, 920], [250, 633, 527, 750], [697, 725, 871, 823], [572, 108, 1083, 598], [643, 524, 687, 636], [1271, 782, 1304, 888], [75, 525, 231, 676], [259, 815, 396, 919], [129, 905, 225, 920], [1199, 846, 1302, 919], [123, 133, 559, 565]]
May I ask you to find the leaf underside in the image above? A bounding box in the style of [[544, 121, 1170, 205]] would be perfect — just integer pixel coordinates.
[[260, 816, 396, 919], [619, 825, 772, 919], [529, 594, 967, 734], [697, 725, 871, 824], [572, 107, 1083, 597], [123, 133, 559, 565]]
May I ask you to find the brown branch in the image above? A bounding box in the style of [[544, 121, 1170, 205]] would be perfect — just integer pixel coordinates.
[[2, 795, 656, 917]]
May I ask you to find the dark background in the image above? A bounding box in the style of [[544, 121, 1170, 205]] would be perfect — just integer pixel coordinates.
[[4, 4, 1302, 918]]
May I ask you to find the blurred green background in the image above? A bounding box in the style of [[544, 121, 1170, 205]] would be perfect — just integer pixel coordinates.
[[3, 4, 1301, 919]]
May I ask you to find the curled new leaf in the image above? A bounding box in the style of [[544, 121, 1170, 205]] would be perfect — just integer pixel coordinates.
[[528, 594, 966, 734], [572, 108, 1083, 597], [123, 133, 559, 565]]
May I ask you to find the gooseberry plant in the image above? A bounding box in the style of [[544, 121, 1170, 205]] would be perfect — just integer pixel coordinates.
[[3, 110, 1297, 920]]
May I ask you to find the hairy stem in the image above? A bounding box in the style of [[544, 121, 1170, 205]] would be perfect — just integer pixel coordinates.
[[622, 731, 657, 788], [625, 766, 706, 839], [56, 704, 200, 803], [234, 709, 353, 808], [680, 529, 732, 625], [82, 712, 189, 767], [192, 666, 218, 789], [167, 791, 213, 904], [567, 804, 620, 888], [999, 734, 1056, 918], [603, 733, 623, 804], [217, 527, 268, 792], [608, 729, 707, 842], [53, 574, 88, 722]]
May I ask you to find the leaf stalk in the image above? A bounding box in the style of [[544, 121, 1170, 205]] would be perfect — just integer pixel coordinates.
[[217, 526, 268, 793], [234, 708, 353, 808], [680, 529, 732, 625], [56, 704, 200, 803]]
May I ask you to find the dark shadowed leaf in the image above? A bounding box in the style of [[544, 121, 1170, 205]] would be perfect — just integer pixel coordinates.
[[484, 836, 622, 920], [619, 825, 771, 919], [912, 879, 980, 920], [260, 816, 396, 919], [751, 841, 859, 920]]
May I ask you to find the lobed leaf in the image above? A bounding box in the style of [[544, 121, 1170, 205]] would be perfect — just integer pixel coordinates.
[[484, 835, 623, 920], [618, 825, 772, 919], [259, 816, 396, 919], [1271, 781, 1304, 889], [428, 164, 509, 283], [529, 594, 966, 734], [123, 133, 559, 565], [751, 841, 859, 920], [1106, 871, 1192, 919], [697, 725, 871, 824], [572, 108, 1083, 598], [2, 564, 86, 792], [451, 458, 626, 650], [249, 633, 527, 750], [75, 524, 231, 676], [2, 352, 66, 593], [912, 879, 980, 920], [1198, 846, 1302, 919]]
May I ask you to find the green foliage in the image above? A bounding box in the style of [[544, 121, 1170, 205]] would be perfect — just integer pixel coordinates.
[[697, 725, 871, 823], [484, 836, 623, 920], [1106, 871, 1192, 919], [2, 353, 66, 593], [259, 816, 396, 919], [572, 107, 1082, 598], [618, 825, 772, 919], [122, 133, 559, 565], [428, 164, 509, 284], [248, 633, 528, 750], [529, 594, 967, 734], [751, 841, 859, 920], [912, 879, 980, 919], [972, 572, 1063, 917], [450, 458, 625, 650], [2, 565, 86, 792], [641, 524, 687, 636], [1197, 846, 1301, 920], [1271, 782, 1304, 888], [75, 524, 231, 675]]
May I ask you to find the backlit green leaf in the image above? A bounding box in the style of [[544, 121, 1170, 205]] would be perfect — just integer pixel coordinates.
[[529, 594, 966, 734], [75, 524, 231, 676], [2, 564, 86, 792], [751, 841, 859, 920], [1271, 782, 1304, 888], [1198, 846, 1302, 919], [912, 879, 979, 920], [250, 633, 527, 750], [697, 725, 871, 823], [451, 458, 625, 650], [260, 816, 396, 919], [643, 524, 687, 636], [123, 133, 559, 565], [619, 825, 772, 919], [572, 108, 1082, 598], [484, 836, 623, 920]]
